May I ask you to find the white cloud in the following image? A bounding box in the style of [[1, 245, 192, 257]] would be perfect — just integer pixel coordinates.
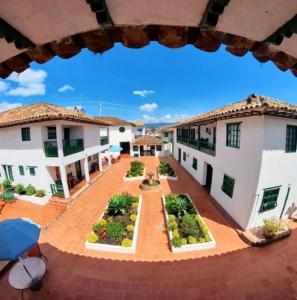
[[5, 69, 47, 97], [58, 84, 75, 93], [0, 101, 22, 112], [142, 113, 190, 123], [139, 102, 158, 113], [133, 90, 155, 97], [0, 81, 9, 92]]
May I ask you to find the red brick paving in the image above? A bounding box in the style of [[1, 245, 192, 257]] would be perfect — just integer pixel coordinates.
[[1, 156, 297, 299]]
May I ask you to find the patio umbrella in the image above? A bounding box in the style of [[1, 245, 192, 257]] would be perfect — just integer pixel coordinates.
[[0, 218, 41, 260], [110, 145, 123, 152]]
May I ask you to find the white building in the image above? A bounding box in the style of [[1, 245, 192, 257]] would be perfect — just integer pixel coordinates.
[[94, 116, 135, 156], [131, 135, 165, 157], [131, 121, 145, 137], [156, 125, 175, 156], [174, 94, 297, 230], [0, 103, 111, 202]]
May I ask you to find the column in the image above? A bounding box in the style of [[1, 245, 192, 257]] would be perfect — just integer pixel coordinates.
[[108, 150, 111, 166], [84, 157, 90, 183], [98, 153, 103, 171], [59, 165, 70, 199], [56, 123, 64, 158]]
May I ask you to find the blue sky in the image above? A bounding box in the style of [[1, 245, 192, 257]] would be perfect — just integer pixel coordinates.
[[0, 42, 297, 123]]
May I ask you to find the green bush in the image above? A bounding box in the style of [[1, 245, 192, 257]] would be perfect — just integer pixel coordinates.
[[35, 190, 45, 197], [87, 231, 99, 243], [181, 238, 187, 245], [172, 237, 182, 248], [181, 214, 199, 236], [165, 194, 188, 217], [121, 238, 132, 247], [127, 160, 145, 177], [14, 183, 25, 194], [158, 161, 176, 176], [129, 214, 137, 222], [188, 236, 197, 244], [106, 222, 124, 239], [126, 224, 135, 232], [263, 218, 283, 235], [26, 184, 36, 196], [108, 195, 127, 216], [2, 179, 12, 190]]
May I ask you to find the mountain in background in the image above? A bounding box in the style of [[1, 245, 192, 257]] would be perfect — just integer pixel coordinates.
[[144, 122, 175, 128]]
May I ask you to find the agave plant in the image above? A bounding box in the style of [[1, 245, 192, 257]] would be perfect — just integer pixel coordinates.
[[108, 195, 127, 216], [165, 194, 188, 218]]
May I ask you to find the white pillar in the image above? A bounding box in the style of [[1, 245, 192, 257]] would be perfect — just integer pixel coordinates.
[[60, 165, 70, 199], [84, 157, 90, 183], [98, 153, 102, 171], [56, 123, 64, 158], [108, 150, 111, 166]]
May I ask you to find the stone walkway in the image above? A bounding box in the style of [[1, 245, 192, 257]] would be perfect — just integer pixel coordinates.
[[1, 156, 297, 299]]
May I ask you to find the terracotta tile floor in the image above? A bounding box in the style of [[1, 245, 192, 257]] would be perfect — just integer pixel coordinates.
[[1, 156, 297, 299]]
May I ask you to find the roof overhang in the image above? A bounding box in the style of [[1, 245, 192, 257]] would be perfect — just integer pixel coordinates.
[[1, 1, 297, 78]]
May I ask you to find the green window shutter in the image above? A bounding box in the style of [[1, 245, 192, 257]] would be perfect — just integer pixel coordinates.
[[285, 125, 297, 153], [226, 123, 241, 148], [192, 158, 197, 170], [29, 167, 36, 176], [7, 166, 14, 181], [221, 174, 235, 198], [21, 127, 31, 141], [19, 166, 24, 176], [259, 187, 280, 212]]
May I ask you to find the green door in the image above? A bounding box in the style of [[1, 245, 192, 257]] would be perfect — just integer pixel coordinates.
[[3, 165, 14, 181]]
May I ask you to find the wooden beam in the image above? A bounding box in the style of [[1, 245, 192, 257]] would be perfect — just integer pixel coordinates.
[[4, 53, 31, 73], [26, 45, 55, 64], [271, 52, 297, 71], [81, 29, 114, 53], [252, 43, 277, 63], [226, 36, 254, 57], [194, 30, 222, 52], [120, 26, 150, 48], [50, 37, 81, 59], [85, 0, 113, 27], [158, 26, 187, 48], [0, 63, 12, 78], [0, 18, 35, 49]]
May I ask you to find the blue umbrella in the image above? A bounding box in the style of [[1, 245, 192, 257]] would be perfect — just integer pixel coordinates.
[[0, 218, 41, 260], [110, 145, 123, 152]]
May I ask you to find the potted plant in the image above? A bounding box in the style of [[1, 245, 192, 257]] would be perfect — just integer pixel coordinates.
[[262, 218, 284, 238]]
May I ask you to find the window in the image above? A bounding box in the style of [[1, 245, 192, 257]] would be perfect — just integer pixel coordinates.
[[286, 125, 297, 153], [119, 127, 125, 133], [29, 167, 36, 176], [183, 152, 186, 161], [47, 127, 57, 140], [221, 174, 235, 198], [164, 132, 169, 137], [156, 145, 162, 151], [226, 123, 240, 148], [19, 166, 24, 176], [190, 128, 195, 140], [21, 127, 31, 141], [259, 187, 280, 213], [133, 145, 138, 151], [192, 158, 197, 170]]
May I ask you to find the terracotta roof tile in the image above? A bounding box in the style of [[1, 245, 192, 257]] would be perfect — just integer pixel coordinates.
[[132, 135, 163, 145], [0, 102, 110, 128], [177, 94, 297, 126], [131, 121, 144, 127], [94, 116, 133, 126]]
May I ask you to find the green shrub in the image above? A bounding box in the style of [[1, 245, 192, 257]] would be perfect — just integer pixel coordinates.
[[172, 229, 180, 238], [14, 183, 25, 194], [2, 179, 12, 190], [172, 237, 182, 248], [168, 214, 176, 222], [165, 194, 188, 217], [158, 161, 176, 176], [127, 160, 145, 177], [97, 219, 107, 227], [87, 232, 99, 243], [26, 184, 36, 196], [132, 202, 138, 208], [181, 238, 187, 245], [108, 195, 127, 216], [106, 222, 124, 239], [263, 218, 283, 235], [35, 190, 45, 197], [188, 236, 197, 244], [121, 238, 132, 247], [129, 214, 137, 222], [181, 214, 199, 236], [168, 220, 178, 230], [126, 224, 135, 232], [198, 237, 206, 243]]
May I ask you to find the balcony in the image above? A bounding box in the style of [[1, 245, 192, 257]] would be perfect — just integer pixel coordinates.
[[100, 136, 109, 146], [44, 141, 58, 157], [63, 139, 84, 156], [177, 137, 216, 156]]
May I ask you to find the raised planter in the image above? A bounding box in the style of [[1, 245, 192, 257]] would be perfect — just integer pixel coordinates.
[[162, 193, 216, 253], [158, 172, 178, 181], [85, 195, 142, 254], [14, 193, 51, 206], [157, 161, 177, 180], [123, 167, 146, 181]]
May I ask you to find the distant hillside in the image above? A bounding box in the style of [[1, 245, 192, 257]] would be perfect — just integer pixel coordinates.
[[144, 122, 175, 128]]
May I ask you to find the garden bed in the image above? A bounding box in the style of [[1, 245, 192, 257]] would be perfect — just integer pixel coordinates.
[[14, 193, 51, 206], [124, 160, 146, 181], [162, 193, 216, 253], [157, 160, 177, 180], [85, 193, 142, 253]]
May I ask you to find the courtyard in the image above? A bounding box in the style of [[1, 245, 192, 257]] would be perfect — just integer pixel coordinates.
[[1, 156, 297, 299]]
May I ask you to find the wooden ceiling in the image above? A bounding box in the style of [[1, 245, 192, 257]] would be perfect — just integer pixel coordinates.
[[1, 0, 297, 78]]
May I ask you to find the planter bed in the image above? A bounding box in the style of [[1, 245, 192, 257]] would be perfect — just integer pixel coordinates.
[[15, 193, 51, 206], [162, 193, 216, 253], [157, 160, 177, 180], [123, 160, 146, 181], [85, 193, 142, 254]]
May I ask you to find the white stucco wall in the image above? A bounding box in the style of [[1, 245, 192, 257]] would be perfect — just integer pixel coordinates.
[[108, 125, 134, 146]]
